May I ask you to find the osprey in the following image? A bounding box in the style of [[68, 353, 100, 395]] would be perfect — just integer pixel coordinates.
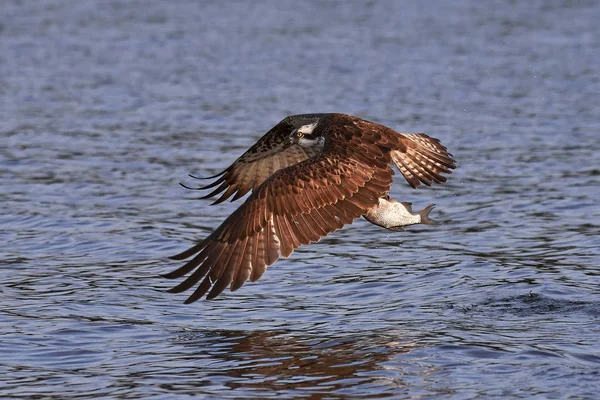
[[165, 113, 456, 303]]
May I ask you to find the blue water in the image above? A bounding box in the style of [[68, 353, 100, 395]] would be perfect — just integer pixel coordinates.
[[1, 1, 599, 398]]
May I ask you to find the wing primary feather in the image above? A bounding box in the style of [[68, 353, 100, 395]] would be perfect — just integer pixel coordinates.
[[244, 161, 259, 188], [250, 228, 265, 282], [179, 243, 233, 301], [266, 217, 281, 264], [396, 157, 421, 188], [169, 241, 228, 292], [311, 207, 339, 231], [231, 235, 255, 291], [313, 207, 339, 234], [231, 266, 251, 292], [293, 213, 319, 243], [263, 221, 274, 264], [285, 190, 304, 215], [414, 158, 441, 184], [288, 215, 310, 246], [302, 209, 328, 236], [418, 147, 455, 171], [274, 214, 295, 258], [166, 255, 212, 293], [230, 187, 250, 201], [334, 201, 361, 224], [189, 170, 227, 180], [208, 240, 237, 282], [184, 277, 213, 304], [321, 205, 345, 229], [182, 175, 227, 191], [180, 182, 207, 191], [169, 237, 211, 260], [207, 237, 249, 299], [408, 152, 436, 185], [163, 247, 209, 279], [282, 215, 301, 253], [210, 185, 240, 205], [199, 181, 232, 202]]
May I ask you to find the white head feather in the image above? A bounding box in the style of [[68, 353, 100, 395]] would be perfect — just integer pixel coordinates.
[[295, 122, 325, 150]]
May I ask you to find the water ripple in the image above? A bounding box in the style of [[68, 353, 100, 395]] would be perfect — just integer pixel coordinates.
[[2, 0, 600, 398]]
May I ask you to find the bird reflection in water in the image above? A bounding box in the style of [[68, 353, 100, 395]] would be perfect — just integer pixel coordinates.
[[168, 329, 431, 395]]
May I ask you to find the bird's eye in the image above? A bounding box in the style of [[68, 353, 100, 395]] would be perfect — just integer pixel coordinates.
[[296, 131, 304, 138]]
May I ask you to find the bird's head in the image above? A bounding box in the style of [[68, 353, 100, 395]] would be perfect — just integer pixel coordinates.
[[285, 121, 324, 149]]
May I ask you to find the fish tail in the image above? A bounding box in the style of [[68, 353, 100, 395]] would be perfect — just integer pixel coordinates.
[[419, 204, 439, 225]]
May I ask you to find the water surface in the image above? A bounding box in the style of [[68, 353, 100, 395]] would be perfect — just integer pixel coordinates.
[[1, 0, 599, 398]]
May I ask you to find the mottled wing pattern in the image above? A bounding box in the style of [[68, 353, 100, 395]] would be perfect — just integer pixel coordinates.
[[391, 133, 456, 188], [350, 117, 455, 188], [192, 114, 329, 204], [164, 115, 395, 303]]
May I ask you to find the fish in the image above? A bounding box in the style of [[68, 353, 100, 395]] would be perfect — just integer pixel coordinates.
[[363, 196, 438, 231]]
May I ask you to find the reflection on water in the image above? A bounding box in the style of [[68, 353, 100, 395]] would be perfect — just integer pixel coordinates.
[[169, 330, 417, 396], [1, 0, 600, 398]]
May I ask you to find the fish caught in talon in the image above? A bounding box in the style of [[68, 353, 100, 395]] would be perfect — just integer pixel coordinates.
[[363, 197, 438, 231]]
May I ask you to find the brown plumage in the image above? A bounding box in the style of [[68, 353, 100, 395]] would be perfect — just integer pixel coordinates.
[[186, 114, 326, 204], [165, 113, 456, 303]]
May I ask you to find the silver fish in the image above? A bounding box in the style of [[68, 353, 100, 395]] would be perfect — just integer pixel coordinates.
[[364, 196, 438, 231]]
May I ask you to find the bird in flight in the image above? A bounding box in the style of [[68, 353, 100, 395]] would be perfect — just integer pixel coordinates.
[[164, 113, 456, 303]]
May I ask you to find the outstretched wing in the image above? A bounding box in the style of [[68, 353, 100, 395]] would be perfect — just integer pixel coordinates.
[[350, 117, 456, 189], [392, 133, 456, 188], [189, 114, 330, 204], [164, 116, 394, 303]]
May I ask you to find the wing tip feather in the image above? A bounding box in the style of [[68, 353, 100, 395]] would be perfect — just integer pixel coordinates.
[[188, 169, 227, 180]]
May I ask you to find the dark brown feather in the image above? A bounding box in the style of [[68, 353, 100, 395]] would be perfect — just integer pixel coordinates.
[[188, 114, 330, 203], [165, 113, 456, 302], [391, 133, 456, 188]]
